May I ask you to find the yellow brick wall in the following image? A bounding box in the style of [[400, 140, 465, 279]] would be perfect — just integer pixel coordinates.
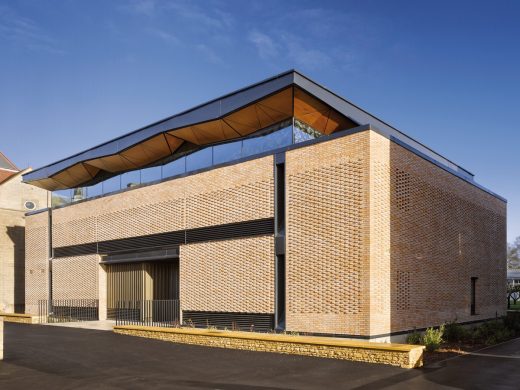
[[285, 130, 505, 337], [369, 133, 392, 336], [51, 156, 273, 246], [285, 132, 371, 335], [386, 137, 506, 332], [25, 211, 49, 315], [52, 255, 100, 300], [180, 236, 275, 313]]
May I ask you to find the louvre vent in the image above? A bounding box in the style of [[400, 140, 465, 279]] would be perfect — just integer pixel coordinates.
[[53, 218, 274, 258], [182, 311, 274, 332]]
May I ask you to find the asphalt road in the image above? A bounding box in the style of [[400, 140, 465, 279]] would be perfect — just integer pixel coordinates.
[[0, 323, 519, 389]]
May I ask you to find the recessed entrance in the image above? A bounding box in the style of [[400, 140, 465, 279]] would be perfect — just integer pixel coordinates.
[[105, 260, 179, 320]]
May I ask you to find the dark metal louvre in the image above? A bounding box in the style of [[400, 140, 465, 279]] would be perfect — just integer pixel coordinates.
[[53, 243, 97, 258], [183, 311, 274, 332], [186, 218, 274, 243], [53, 218, 274, 258], [98, 230, 185, 254]]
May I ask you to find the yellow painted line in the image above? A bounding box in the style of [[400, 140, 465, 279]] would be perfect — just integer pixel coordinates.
[[114, 325, 423, 353]]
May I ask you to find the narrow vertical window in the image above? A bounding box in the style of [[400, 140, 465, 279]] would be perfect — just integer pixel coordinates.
[[274, 153, 286, 330], [471, 277, 478, 315], [276, 162, 285, 233]]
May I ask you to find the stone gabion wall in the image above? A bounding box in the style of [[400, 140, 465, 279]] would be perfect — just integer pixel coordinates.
[[114, 326, 424, 369]]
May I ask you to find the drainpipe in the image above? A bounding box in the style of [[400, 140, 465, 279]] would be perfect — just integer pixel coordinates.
[[48, 208, 53, 311]]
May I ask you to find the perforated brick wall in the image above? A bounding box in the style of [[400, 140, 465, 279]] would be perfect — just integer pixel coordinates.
[[368, 132, 392, 336], [51, 156, 273, 246], [25, 129, 505, 337], [180, 236, 275, 313], [285, 130, 505, 337], [285, 132, 371, 335], [25, 211, 49, 315], [386, 138, 506, 332], [52, 255, 100, 300]]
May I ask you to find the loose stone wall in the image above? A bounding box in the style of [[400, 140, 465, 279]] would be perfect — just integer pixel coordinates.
[[114, 325, 424, 368]]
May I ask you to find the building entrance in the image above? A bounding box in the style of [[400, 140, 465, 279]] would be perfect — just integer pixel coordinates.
[[106, 261, 179, 320]]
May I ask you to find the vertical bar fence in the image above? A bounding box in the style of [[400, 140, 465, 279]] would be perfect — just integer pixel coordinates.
[[115, 300, 180, 328], [38, 299, 99, 324]]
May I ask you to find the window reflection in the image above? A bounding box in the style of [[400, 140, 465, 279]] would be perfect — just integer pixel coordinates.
[[72, 187, 86, 202], [102, 175, 121, 194], [242, 125, 292, 157], [293, 119, 321, 144], [121, 170, 140, 189], [51, 119, 326, 206], [140, 166, 161, 184], [186, 147, 212, 172], [86, 182, 102, 198], [213, 141, 242, 164], [163, 157, 186, 178], [51, 189, 72, 207]]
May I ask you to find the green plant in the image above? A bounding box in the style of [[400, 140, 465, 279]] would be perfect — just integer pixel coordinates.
[[472, 320, 512, 345], [406, 329, 422, 345], [443, 320, 469, 343], [504, 312, 520, 334], [422, 325, 444, 351]]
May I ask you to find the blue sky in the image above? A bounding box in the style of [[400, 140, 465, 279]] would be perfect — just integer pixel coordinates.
[[1, 0, 519, 241]]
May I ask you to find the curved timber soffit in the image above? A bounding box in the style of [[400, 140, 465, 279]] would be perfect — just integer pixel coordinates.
[[22, 69, 476, 191], [23, 74, 359, 190]]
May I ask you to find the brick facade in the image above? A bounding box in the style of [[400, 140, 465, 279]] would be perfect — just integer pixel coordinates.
[[285, 132, 370, 335], [180, 236, 275, 313], [52, 255, 100, 300], [24, 210, 49, 315], [24, 129, 506, 337]]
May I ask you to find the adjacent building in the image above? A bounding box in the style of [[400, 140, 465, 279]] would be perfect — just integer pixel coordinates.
[[22, 71, 506, 340], [0, 152, 49, 313]]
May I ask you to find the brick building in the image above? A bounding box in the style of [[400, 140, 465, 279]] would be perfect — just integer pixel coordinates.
[[0, 152, 49, 313], [22, 71, 506, 340]]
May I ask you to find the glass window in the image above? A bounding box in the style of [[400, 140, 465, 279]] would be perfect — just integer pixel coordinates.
[[293, 119, 322, 144], [213, 140, 243, 165], [102, 175, 121, 195], [242, 125, 292, 157], [71, 187, 86, 202], [121, 170, 141, 189], [86, 182, 102, 198], [186, 147, 212, 172], [163, 157, 186, 178], [141, 166, 162, 184], [51, 189, 71, 207]]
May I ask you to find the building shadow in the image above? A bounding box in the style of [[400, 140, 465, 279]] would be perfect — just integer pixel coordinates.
[[6, 225, 25, 313]]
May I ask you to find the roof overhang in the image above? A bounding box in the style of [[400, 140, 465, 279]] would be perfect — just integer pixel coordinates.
[[23, 70, 475, 190]]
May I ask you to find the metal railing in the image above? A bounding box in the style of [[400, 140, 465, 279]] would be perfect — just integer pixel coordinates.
[[115, 300, 180, 327], [38, 299, 99, 324]]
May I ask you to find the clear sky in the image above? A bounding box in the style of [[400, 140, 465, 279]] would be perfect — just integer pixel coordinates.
[[1, 0, 519, 241]]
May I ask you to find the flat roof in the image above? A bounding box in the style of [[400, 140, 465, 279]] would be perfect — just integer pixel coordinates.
[[24, 70, 493, 196]]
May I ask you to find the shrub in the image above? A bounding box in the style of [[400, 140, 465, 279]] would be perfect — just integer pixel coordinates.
[[406, 329, 422, 345], [504, 312, 520, 335], [423, 325, 444, 352], [472, 320, 512, 345], [443, 320, 469, 343]]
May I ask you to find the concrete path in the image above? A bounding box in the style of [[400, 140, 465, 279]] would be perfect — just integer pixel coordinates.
[[0, 323, 519, 389]]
